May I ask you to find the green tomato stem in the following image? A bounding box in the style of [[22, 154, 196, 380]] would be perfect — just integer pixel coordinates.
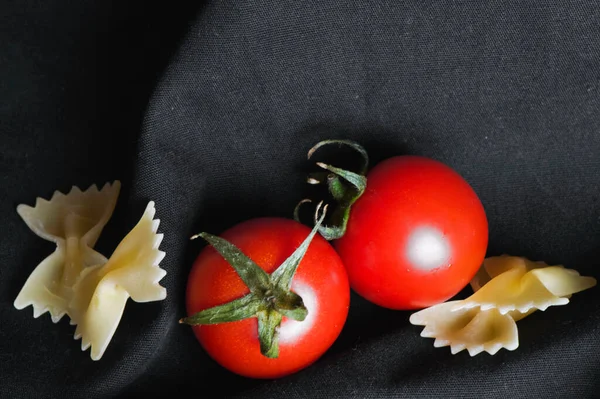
[[257, 309, 283, 358], [295, 139, 369, 240], [179, 293, 260, 325], [194, 232, 271, 293]]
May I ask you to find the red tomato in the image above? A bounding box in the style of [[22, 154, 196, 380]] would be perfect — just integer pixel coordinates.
[[334, 155, 488, 310], [185, 217, 350, 379]]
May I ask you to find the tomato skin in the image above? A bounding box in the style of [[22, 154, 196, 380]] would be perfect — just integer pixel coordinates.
[[335, 156, 488, 310], [186, 217, 350, 379]]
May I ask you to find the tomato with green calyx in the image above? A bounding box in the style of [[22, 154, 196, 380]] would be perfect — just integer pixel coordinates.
[[296, 140, 489, 310], [181, 204, 350, 379]]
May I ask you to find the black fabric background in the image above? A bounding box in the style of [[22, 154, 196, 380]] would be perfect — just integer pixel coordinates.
[[2, 1, 600, 398]]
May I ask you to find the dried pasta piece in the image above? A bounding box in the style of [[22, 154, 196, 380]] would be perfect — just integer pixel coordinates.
[[409, 301, 519, 356], [470, 255, 545, 291], [68, 201, 167, 361], [14, 181, 121, 322], [454, 260, 597, 315], [410, 255, 596, 356]]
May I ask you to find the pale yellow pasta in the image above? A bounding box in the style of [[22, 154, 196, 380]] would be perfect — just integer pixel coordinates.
[[456, 258, 597, 314], [410, 255, 596, 356], [470, 255, 546, 291], [14, 181, 121, 322], [68, 201, 167, 361], [469, 255, 526, 291], [409, 301, 519, 356], [14, 182, 168, 361]]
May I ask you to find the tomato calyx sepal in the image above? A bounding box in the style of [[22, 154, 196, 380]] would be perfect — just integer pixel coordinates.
[[181, 203, 329, 359], [295, 139, 369, 241]]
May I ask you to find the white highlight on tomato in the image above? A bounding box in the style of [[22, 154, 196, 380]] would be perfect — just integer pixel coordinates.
[[279, 281, 317, 343], [406, 226, 451, 271]]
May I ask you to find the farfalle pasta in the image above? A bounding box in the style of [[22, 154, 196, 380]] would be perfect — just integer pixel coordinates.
[[455, 260, 595, 314], [409, 255, 596, 356], [14, 182, 167, 360], [409, 301, 519, 356], [14, 181, 121, 322], [69, 201, 166, 360]]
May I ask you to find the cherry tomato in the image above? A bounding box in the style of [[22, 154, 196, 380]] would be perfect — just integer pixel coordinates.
[[334, 155, 488, 310], [185, 217, 350, 379]]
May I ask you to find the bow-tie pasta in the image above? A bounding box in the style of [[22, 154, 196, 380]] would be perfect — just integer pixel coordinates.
[[410, 255, 596, 356], [14, 181, 121, 322], [14, 182, 167, 360], [454, 258, 596, 314], [409, 301, 519, 356], [69, 201, 167, 360]]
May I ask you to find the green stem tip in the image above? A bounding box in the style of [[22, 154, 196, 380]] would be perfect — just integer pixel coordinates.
[[295, 139, 369, 240], [181, 203, 329, 359]]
